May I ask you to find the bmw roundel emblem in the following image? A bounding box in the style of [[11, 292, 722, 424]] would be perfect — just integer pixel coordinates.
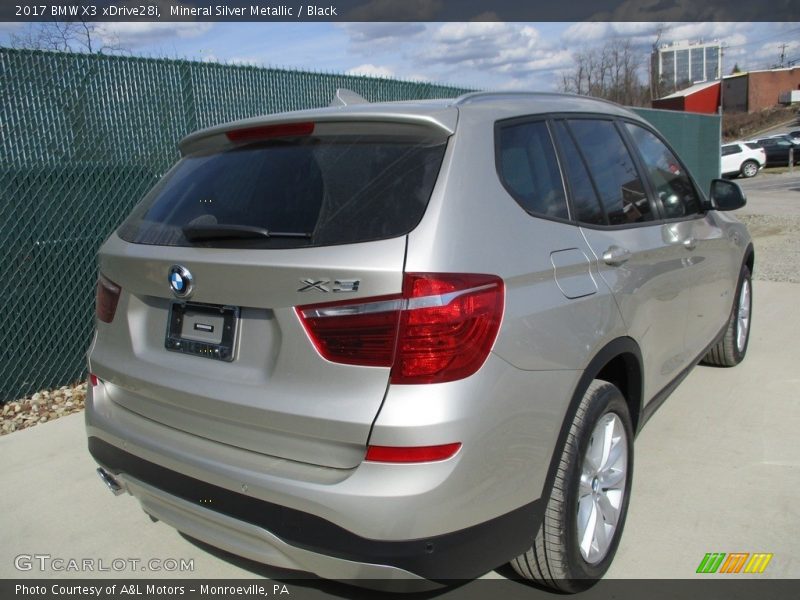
[[168, 265, 193, 298]]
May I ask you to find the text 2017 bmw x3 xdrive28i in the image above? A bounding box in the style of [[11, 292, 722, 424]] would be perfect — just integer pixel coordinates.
[[86, 91, 753, 591]]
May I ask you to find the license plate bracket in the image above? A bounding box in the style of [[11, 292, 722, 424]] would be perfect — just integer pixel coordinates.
[[165, 302, 239, 362]]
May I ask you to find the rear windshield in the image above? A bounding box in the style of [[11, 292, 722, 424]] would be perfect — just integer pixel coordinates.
[[118, 134, 447, 248]]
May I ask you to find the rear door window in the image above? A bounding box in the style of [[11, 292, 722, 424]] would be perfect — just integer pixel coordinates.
[[565, 119, 654, 226], [551, 121, 606, 226], [624, 122, 703, 219], [118, 133, 447, 248]]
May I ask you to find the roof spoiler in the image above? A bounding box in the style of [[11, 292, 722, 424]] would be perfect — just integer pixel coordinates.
[[330, 88, 370, 107]]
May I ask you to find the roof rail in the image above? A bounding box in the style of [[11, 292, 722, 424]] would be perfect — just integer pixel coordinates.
[[454, 91, 624, 109], [330, 88, 370, 107]]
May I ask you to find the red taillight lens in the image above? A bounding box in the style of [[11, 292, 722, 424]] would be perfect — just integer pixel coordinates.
[[95, 274, 121, 324], [225, 122, 315, 144], [297, 273, 504, 384], [365, 443, 462, 463], [89, 373, 99, 387], [394, 274, 504, 384], [296, 295, 402, 367]]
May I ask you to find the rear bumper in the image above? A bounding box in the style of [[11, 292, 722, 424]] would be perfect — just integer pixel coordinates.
[[89, 436, 541, 581], [84, 363, 567, 580]]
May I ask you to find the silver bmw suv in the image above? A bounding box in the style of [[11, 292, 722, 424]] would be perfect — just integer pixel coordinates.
[[86, 91, 753, 591]]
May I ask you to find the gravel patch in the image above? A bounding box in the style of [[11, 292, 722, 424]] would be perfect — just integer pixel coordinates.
[[1, 382, 87, 436], [737, 214, 800, 283]]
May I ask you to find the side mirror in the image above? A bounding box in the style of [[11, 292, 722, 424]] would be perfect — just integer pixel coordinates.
[[709, 179, 747, 211]]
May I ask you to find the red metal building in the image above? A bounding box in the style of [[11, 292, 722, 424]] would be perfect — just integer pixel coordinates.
[[651, 80, 721, 114]]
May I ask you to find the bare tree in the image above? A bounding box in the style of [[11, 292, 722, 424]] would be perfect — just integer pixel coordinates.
[[561, 39, 650, 106], [11, 20, 125, 54]]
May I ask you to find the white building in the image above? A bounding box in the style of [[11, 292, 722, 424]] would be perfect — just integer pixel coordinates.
[[651, 40, 722, 95]]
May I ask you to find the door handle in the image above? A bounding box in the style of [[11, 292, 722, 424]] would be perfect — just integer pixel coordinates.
[[683, 237, 697, 250], [602, 245, 631, 266]]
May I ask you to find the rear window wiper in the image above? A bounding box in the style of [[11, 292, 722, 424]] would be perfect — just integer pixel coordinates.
[[182, 224, 312, 242]]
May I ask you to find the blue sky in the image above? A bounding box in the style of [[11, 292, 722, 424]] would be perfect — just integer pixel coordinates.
[[2, 21, 799, 90]]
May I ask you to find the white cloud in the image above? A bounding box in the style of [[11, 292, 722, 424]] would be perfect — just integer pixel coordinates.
[[562, 22, 660, 45], [752, 40, 800, 68], [346, 63, 395, 78], [228, 55, 263, 66], [561, 22, 749, 54], [338, 22, 426, 45], [662, 22, 742, 44], [98, 22, 213, 49], [414, 22, 572, 83], [432, 22, 516, 44], [420, 23, 545, 67], [390, 23, 590, 91]]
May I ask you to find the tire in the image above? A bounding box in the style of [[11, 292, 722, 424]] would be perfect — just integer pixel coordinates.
[[702, 265, 752, 367], [740, 160, 759, 178], [511, 380, 634, 592]]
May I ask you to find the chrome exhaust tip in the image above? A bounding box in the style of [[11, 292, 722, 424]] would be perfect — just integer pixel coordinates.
[[96, 468, 125, 496]]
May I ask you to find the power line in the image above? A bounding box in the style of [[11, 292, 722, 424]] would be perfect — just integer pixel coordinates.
[[654, 24, 800, 52], [721, 26, 800, 50]]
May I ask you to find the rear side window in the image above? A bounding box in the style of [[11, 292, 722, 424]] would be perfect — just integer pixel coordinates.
[[566, 119, 653, 226], [745, 142, 761, 150], [496, 120, 569, 220], [721, 145, 741, 156], [118, 134, 447, 248]]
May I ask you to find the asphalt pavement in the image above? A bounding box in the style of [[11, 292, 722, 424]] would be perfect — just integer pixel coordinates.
[[738, 171, 800, 216]]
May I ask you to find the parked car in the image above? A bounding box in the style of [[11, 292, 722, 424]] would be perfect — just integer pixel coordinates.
[[766, 132, 800, 145], [721, 141, 765, 178], [753, 136, 800, 166], [787, 130, 800, 143], [86, 91, 753, 592]]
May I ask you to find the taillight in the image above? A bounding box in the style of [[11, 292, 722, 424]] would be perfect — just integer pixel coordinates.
[[297, 273, 504, 384], [95, 274, 121, 324], [225, 122, 314, 144]]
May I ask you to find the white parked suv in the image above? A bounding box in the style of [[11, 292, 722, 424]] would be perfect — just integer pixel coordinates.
[[721, 141, 765, 178]]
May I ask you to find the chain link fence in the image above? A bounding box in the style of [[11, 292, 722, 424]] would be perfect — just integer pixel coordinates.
[[0, 48, 473, 403]]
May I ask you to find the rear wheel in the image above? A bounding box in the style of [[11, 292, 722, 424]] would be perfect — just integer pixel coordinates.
[[702, 265, 752, 367], [511, 380, 634, 592], [740, 160, 758, 178]]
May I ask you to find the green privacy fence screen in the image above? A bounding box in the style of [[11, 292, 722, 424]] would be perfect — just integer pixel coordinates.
[[633, 108, 721, 198], [0, 48, 473, 402]]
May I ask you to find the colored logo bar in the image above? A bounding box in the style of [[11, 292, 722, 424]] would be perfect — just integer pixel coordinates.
[[696, 553, 773, 574]]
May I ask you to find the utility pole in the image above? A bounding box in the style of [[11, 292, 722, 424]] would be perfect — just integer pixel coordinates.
[[779, 43, 787, 68], [650, 27, 663, 102], [719, 42, 725, 116]]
